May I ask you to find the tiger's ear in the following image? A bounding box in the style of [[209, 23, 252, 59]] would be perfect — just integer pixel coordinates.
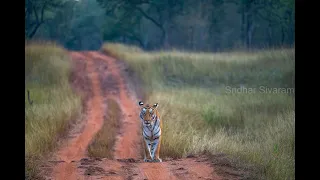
[[138, 101, 144, 106], [153, 103, 158, 108]]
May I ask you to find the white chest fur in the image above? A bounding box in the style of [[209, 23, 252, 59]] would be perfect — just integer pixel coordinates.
[[142, 118, 161, 139]]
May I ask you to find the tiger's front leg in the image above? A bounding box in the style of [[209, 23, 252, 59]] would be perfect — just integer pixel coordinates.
[[150, 137, 162, 162], [153, 136, 162, 162], [143, 138, 152, 162]]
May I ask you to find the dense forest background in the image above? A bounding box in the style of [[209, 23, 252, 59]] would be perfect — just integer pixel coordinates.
[[25, 0, 295, 51]]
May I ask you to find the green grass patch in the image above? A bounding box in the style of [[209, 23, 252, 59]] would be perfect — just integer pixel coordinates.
[[25, 41, 82, 179]]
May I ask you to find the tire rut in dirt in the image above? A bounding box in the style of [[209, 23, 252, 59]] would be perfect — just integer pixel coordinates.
[[95, 58, 120, 96], [69, 52, 94, 119], [88, 52, 123, 159], [48, 52, 106, 180], [87, 51, 142, 160]]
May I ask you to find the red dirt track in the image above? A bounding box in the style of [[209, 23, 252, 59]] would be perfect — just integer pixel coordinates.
[[43, 51, 247, 180]]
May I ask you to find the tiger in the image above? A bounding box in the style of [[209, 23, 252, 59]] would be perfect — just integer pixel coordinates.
[[138, 101, 162, 162]]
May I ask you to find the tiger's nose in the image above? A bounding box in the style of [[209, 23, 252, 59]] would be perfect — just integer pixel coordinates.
[[144, 120, 150, 124]]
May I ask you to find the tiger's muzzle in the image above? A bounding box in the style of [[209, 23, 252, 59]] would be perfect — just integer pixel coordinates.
[[144, 120, 151, 125]]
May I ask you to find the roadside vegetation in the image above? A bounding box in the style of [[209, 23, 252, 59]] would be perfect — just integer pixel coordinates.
[[25, 41, 82, 179]]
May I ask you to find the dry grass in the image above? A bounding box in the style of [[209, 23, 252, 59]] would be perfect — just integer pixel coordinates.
[[87, 98, 121, 158], [25, 41, 82, 179], [102, 43, 295, 180]]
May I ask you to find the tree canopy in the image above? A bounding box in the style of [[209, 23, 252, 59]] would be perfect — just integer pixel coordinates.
[[25, 0, 295, 51]]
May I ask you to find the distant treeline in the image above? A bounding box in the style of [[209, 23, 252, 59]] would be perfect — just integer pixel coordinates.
[[25, 0, 294, 51]]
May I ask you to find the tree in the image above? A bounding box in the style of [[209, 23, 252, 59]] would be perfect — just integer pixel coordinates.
[[208, 0, 225, 51], [97, 0, 184, 48], [25, 0, 65, 39], [227, 0, 295, 48], [27, 0, 295, 51]]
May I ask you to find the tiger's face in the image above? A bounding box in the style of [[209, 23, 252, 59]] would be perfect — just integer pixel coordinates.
[[138, 101, 158, 126]]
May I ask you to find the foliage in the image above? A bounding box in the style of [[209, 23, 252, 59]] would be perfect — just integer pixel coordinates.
[[25, 0, 295, 51]]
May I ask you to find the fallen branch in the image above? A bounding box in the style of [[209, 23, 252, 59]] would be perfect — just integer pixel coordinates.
[[27, 90, 33, 105]]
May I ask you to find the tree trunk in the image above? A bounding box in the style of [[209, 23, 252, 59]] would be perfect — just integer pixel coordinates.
[[27, 23, 42, 38], [163, 21, 174, 49], [143, 32, 149, 49], [240, 10, 246, 48], [163, 24, 169, 49], [246, 13, 255, 49], [267, 23, 272, 47], [281, 26, 285, 46], [188, 26, 195, 50], [135, 6, 166, 49], [123, 36, 127, 43]]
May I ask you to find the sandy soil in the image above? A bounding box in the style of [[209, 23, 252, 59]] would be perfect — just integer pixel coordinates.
[[43, 51, 249, 180]]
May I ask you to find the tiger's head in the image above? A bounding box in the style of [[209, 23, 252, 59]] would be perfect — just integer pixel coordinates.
[[138, 101, 159, 126]]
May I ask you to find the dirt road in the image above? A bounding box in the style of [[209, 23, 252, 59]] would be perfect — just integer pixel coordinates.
[[44, 51, 247, 180]]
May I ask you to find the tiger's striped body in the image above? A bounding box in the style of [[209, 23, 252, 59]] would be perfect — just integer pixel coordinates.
[[138, 101, 162, 162]]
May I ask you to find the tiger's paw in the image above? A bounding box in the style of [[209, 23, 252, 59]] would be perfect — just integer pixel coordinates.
[[153, 158, 162, 163], [144, 158, 152, 162]]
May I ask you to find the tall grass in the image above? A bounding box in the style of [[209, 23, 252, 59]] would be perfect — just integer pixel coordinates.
[[102, 43, 295, 180], [25, 42, 82, 179]]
